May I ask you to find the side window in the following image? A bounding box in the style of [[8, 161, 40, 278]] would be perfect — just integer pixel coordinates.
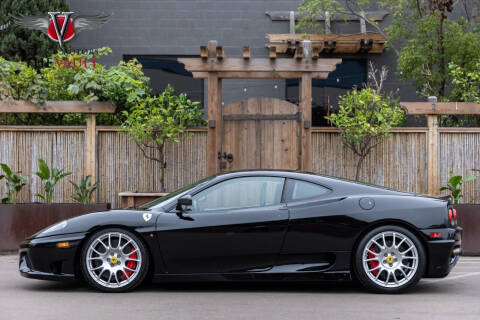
[[190, 177, 285, 212], [290, 180, 329, 201]]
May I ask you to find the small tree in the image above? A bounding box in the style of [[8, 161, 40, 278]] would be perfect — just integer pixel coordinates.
[[326, 64, 404, 181], [121, 85, 206, 191]]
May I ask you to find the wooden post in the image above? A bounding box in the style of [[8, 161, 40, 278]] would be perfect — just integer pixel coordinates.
[[299, 73, 312, 171], [85, 114, 97, 200], [207, 73, 222, 175], [427, 115, 438, 196]]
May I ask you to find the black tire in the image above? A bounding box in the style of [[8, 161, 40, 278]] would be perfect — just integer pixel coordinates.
[[80, 228, 150, 292], [353, 225, 426, 294]]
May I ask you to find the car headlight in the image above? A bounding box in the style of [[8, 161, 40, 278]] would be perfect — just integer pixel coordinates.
[[41, 220, 68, 234]]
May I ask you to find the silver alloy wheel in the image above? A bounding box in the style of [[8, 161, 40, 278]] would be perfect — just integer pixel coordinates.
[[86, 232, 142, 289], [362, 231, 419, 288]]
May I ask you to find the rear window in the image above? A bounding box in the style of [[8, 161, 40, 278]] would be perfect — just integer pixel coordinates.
[[291, 180, 329, 200]]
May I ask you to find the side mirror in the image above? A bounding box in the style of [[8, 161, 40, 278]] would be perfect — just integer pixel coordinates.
[[176, 194, 192, 211]]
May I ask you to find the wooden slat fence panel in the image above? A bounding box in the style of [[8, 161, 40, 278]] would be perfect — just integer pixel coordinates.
[[97, 130, 207, 208], [2, 126, 480, 207], [439, 132, 480, 203], [0, 129, 85, 203], [312, 131, 428, 194]]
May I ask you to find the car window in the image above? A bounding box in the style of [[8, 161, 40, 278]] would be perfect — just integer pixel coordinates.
[[190, 177, 285, 212], [290, 180, 329, 201]]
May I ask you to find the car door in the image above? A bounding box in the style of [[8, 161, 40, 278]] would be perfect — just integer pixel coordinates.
[[155, 176, 289, 274]]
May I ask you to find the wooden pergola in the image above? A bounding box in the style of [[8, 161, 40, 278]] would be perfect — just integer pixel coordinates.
[[0, 100, 115, 185], [178, 40, 341, 175], [401, 101, 480, 195]]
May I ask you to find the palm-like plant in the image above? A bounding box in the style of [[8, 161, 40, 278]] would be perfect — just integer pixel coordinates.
[[35, 158, 71, 204], [70, 175, 98, 204], [0, 163, 27, 204], [440, 171, 477, 204]]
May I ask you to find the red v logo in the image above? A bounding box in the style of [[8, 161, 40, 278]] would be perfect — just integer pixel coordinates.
[[48, 12, 74, 48]]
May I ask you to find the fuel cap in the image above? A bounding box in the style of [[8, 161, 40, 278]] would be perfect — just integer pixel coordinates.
[[359, 197, 375, 210]]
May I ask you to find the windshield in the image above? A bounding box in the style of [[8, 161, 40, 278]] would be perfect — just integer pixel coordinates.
[[140, 176, 214, 210]]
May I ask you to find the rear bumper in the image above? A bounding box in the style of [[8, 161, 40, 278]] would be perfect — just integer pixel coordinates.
[[19, 232, 86, 281], [423, 226, 462, 278]]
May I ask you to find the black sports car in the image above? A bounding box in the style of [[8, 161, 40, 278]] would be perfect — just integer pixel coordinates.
[[19, 170, 462, 293]]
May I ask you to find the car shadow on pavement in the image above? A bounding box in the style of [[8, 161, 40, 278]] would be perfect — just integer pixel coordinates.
[[17, 279, 443, 294]]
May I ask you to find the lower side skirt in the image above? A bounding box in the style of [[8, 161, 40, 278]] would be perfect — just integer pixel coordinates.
[[153, 271, 352, 283]]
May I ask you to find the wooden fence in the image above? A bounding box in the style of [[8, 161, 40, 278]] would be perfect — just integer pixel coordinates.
[[1, 126, 480, 207], [0, 126, 206, 208]]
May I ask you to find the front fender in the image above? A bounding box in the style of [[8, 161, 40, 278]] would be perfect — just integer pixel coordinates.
[[31, 210, 162, 239]]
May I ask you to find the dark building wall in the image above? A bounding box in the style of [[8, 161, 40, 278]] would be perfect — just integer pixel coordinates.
[[65, 0, 422, 122]]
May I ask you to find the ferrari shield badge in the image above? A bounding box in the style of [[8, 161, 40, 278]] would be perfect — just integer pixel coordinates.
[[142, 213, 152, 222]]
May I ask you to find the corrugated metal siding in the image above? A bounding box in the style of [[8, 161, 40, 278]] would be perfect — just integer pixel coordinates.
[[312, 131, 428, 195]]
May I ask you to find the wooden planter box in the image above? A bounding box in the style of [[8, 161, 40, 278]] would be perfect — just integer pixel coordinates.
[[0, 203, 110, 252], [454, 204, 480, 256]]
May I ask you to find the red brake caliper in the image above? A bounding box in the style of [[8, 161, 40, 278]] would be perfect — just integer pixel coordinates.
[[368, 247, 379, 276], [121, 248, 137, 281]]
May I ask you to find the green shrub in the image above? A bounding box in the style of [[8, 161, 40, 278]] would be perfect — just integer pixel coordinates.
[[35, 158, 71, 204]]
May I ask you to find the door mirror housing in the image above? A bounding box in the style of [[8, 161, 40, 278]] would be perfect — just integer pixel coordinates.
[[176, 194, 192, 211]]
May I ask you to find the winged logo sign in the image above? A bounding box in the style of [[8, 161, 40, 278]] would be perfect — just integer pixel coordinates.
[[11, 12, 110, 48]]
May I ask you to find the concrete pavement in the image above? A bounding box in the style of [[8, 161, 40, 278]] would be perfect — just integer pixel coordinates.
[[1, 254, 480, 320]]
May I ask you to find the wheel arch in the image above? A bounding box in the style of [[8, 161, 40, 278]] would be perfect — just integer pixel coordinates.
[[350, 219, 430, 274], [74, 224, 155, 281]]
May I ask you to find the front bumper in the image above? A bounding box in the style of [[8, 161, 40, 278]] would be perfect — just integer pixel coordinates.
[[19, 232, 86, 281], [422, 226, 462, 278]]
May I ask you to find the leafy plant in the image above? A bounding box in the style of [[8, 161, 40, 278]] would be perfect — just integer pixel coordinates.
[[326, 88, 404, 181], [122, 85, 206, 191], [0, 48, 151, 125], [69, 175, 98, 204], [297, 0, 480, 103], [0, 163, 27, 204], [34, 158, 71, 204], [440, 171, 477, 204]]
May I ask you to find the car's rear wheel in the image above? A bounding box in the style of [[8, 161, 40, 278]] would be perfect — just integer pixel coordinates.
[[354, 225, 426, 293], [80, 228, 149, 292]]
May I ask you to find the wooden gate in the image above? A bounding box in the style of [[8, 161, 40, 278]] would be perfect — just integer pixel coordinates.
[[220, 97, 300, 171]]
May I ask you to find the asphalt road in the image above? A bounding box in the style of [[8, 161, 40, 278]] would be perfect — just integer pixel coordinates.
[[1, 254, 480, 320]]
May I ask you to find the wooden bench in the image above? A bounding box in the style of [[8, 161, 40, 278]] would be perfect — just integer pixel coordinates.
[[119, 192, 168, 208]]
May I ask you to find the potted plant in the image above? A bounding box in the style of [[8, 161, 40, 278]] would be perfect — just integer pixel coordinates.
[[0, 159, 110, 252], [440, 171, 480, 255]]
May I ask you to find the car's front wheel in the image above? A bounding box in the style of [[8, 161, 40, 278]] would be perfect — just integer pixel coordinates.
[[80, 228, 149, 292], [354, 225, 426, 293]]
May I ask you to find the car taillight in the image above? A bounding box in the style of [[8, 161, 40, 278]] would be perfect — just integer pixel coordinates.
[[448, 208, 453, 225], [453, 208, 457, 221]]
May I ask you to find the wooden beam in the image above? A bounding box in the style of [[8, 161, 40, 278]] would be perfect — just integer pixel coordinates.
[[299, 73, 312, 172], [216, 46, 225, 59], [294, 46, 304, 59], [85, 115, 97, 201], [207, 73, 222, 175], [400, 102, 480, 115], [191, 71, 330, 79], [207, 40, 217, 58], [200, 46, 208, 59], [269, 46, 277, 59], [0, 101, 116, 113], [242, 46, 251, 59], [179, 57, 341, 73], [427, 115, 438, 196], [265, 10, 389, 22], [267, 33, 386, 43]]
